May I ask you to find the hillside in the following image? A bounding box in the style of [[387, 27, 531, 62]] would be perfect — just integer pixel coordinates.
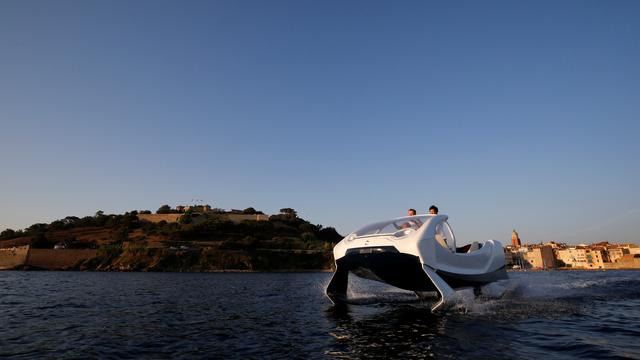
[[0, 208, 342, 271]]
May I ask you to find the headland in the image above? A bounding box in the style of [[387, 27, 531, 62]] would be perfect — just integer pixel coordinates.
[[0, 206, 340, 272]]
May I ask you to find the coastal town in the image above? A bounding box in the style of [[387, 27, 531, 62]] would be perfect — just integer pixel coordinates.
[[505, 230, 640, 270]]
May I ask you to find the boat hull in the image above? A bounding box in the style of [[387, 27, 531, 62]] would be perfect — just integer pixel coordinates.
[[337, 247, 435, 292], [336, 246, 508, 291]]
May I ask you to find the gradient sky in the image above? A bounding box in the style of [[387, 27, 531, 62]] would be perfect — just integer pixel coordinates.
[[1, 0, 639, 245]]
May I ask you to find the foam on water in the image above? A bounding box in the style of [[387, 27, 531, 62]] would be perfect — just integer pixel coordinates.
[[319, 270, 640, 318]]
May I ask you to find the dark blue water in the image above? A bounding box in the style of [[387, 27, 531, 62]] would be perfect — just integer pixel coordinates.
[[1, 270, 639, 359]]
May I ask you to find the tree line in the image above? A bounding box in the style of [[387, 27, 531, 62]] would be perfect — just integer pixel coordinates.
[[0, 208, 342, 251]]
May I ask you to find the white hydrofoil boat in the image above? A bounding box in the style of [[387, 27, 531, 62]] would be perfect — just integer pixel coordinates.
[[326, 214, 507, 311]]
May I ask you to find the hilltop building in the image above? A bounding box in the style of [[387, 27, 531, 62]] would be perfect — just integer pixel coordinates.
[[137, 205, 270, 224]]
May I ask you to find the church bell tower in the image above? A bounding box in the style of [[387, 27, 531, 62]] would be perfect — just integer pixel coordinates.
[[511, 229, 521, 247]]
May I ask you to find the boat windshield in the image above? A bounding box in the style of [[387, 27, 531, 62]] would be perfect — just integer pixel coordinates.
[[353, 216, 428, 237]]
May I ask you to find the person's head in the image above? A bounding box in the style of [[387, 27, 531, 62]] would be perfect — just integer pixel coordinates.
[[428, 205, 438, 214], [407, 208, 417, 216]]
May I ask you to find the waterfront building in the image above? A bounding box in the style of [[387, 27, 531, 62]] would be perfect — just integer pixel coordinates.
[[609, 254, 640, 268], [522, 245, 556, 269], [504, 248, 523, 268], [556, 248, 586, 268], [586, 249, 605, 269], [628, 246, 640, 256], [606, 247, 628, 262], [556, 247, 605, 269]]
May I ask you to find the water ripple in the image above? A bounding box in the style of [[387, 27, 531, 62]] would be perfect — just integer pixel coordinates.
[[0, 271, 639, 359]]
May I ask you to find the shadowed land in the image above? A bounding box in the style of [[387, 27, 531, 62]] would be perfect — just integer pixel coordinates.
[[0, 207, 341, 272]]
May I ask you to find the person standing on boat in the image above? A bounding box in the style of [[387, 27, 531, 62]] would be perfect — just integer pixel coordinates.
[[429, 205, 451, 250], [395, 209, 420, 229]]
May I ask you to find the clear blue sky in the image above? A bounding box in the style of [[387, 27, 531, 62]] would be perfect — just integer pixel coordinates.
[[1, 0, 639, 245]]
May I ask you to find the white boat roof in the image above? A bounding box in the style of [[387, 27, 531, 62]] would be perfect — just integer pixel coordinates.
[[352, 214, 443, 237]]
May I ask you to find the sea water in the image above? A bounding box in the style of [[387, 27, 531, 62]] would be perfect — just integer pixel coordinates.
[[1, 270, 639, 359]]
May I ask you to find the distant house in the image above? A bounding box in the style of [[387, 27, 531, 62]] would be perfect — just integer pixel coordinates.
[[556, 247, 605, 269], [522, 246, 556, 269], [606, 247, 629, 262]]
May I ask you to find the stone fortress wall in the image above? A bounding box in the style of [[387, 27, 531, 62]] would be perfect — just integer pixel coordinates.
[[603, 254, 640, 269], [0, 246, 30, 270], [0, 246, 97, 270], [26, 249, 97, 270], [137, 213, 269, 224], [136, 214, 183, 223]]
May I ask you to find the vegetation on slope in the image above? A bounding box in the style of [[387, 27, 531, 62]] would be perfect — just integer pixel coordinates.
[[0, 207, 342, 271]]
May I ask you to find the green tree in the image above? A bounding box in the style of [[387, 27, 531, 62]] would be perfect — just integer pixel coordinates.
[[178, 213, 193, 224], [157, 205, 172, 214], [26, 223, 48, 235], [298, 223, 317, 233], [301, 232, 315, 242], [318, 227, 342, 242], [30, 232, 53, 249], [63, 216, 80, 226], [279, 208, 297, 218], [0, 229, 16, 239]]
